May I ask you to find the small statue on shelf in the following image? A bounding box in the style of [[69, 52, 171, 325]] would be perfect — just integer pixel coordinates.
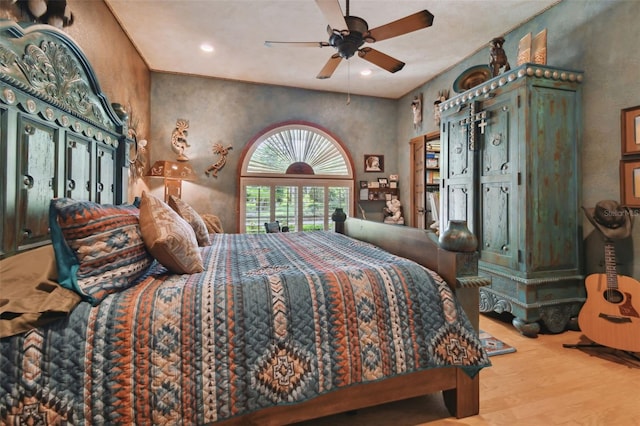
[[383, 199, 404, 225], [489, 37, 511, 77]]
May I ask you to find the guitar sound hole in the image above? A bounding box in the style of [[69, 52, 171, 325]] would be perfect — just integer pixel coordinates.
[[603, 289, 623, 304]]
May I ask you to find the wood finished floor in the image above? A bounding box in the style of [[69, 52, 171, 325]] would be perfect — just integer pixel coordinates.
[[295, 313, 640, 426]]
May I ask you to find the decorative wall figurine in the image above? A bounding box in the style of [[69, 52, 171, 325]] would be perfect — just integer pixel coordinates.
[[171, 119, 190, 161], [433, 89, 449, 127], [489, 37, 511, 77], [205, 142, 233, 177], [411, 94, 422, 129]]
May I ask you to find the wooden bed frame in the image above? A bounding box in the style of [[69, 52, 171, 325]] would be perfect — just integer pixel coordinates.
[[0, 22, 489, 425]]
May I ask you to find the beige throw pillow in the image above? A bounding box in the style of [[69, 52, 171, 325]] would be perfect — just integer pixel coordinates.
[[168, 195, 211, 246], [139, 192, 204, 274], [201, 213, 224, 234]]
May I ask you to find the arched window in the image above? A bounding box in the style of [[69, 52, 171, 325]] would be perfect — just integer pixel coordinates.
[[240, 122, 354, 233]]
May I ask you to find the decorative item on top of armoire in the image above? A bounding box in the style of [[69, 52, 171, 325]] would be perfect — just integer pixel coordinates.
[[411, 94, 422, 129], [205, 142, 233, 177], [452, 65, 492, 94], [171, 118, 191, 161], [576, 200, 640, 353], [488, 36, 510, 77], [517, 29, 548, 66], [439, 63, 584, 337]]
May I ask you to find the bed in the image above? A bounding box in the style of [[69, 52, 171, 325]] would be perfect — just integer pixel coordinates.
[[0, 22, 490, 425]]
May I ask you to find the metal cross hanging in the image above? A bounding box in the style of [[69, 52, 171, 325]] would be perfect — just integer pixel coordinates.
[[457, 101, 489, 151], [469, 102, 488, 151]]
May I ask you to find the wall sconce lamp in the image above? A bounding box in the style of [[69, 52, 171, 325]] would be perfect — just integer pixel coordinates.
[[146, 160, 197, 202]]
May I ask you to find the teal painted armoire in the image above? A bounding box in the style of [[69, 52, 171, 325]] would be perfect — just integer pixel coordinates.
[[439, 63, 584, 337]]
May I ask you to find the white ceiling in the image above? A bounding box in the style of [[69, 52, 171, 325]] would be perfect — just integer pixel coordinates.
[[105, 0, 559, 99]]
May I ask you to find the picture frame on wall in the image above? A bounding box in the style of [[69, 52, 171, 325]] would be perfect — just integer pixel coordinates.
[[620, 158, 640, 208], [364, 154, 384, 172], [622, 105, 640, 156]]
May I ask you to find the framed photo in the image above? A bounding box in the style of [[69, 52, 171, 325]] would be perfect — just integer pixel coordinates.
[[378, 177, 389, 188], [389, 174, 398, 181], [620, 159, 640, 207], [622, 105, 640, 156], [364, 154, 384, 172], [359, 180, 368, 188]]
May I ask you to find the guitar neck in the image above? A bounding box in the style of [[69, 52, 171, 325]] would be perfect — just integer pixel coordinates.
[[604, 241, 618, 290]]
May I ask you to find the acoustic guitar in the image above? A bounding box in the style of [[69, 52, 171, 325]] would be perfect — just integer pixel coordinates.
[[578, 241, 640, 352]]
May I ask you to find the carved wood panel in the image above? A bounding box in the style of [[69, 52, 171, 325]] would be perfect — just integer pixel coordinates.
[[446, 184, 470, 223], [17, 117, 58, 249], [66, 136, 92, 201], [481, 101, 511, 177], [96, 144, 115, 204], [446, 110, 471, 178], [480, 183, 513, 267]]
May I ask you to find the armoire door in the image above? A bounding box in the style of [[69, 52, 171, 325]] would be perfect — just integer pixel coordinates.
[[477, 90, 519, 270], [440, 105, 476, 232]]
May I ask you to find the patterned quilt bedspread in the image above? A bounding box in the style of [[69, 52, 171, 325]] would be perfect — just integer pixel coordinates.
[[0, 231, 489, 424]]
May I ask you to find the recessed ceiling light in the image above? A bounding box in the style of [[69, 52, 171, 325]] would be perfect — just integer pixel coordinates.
[[360, 69, 372, 76], [200, 43, 214, 53]]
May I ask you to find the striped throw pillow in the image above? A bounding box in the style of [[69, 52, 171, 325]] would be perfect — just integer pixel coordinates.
[[49, 198, 154, 305]]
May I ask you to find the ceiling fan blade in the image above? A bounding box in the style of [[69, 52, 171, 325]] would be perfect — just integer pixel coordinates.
[[317, 54, 342, 79], [358, 47, 405, 73], [366, 10, 434, 42], [315, 0, 347, 32], [265, 41, 330, 48]]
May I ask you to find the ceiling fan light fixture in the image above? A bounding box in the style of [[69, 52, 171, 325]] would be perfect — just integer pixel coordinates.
[[200, 43, 214, 53]]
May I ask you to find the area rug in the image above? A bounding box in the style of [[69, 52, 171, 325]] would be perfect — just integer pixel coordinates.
[[479, 330, 517, 356]]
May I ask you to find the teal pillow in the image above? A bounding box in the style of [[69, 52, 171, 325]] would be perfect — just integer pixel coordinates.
[[49, 198, 154, 305]]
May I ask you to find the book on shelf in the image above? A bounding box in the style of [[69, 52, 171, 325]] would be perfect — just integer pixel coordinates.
[[426, 151, 440, 169], [427, 191, 440, 224], [426, 142, 441, 152], [426, 170, 440, 184]]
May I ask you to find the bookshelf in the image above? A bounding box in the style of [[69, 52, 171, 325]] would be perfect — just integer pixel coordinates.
[[409, 131, 440, 230]]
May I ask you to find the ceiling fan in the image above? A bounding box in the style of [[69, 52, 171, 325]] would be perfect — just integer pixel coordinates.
[[265, 0, 434, 79]]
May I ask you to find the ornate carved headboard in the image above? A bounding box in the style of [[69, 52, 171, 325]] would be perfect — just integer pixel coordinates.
[[0, 22, 130, 258]]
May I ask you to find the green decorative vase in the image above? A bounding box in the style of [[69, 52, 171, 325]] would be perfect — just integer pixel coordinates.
[[439, 220, 478, 252]]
